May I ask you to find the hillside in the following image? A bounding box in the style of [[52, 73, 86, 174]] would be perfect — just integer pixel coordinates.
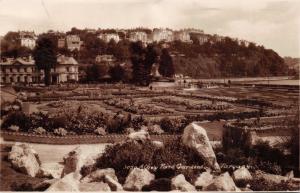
[[169, 38, 289, 78]]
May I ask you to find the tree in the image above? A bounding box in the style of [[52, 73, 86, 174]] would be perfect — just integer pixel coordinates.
[[85, 64, 108, 82], [159, 48, 174, 77], [109, 64, 125, 82], [33, 37, 57, 86], [130, 41, 147, 85], [130, 42, 159, 85]]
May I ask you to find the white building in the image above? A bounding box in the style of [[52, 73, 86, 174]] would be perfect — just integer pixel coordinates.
[[19, 31, 37, 49], [152, 28, 174, 42], [0, 55, 79, 85], [66, 35, 82, 51], [98, 33, 120, 43], [95, 54, 116, 64], [174, 31, 192, 43], [129, 31, 148, 43]]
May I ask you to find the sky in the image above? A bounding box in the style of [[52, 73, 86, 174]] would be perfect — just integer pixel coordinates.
[[0, 0, 299, 57]]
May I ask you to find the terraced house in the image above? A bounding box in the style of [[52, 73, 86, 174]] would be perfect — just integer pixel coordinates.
[[0, 55, 79, 85]]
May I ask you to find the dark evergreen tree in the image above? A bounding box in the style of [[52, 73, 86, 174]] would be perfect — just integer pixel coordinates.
[[109, 64, 125, 82], [33, 36, 57, 86], [159, 48, 174, 77]]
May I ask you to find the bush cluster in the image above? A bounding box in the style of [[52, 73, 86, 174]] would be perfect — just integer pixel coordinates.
[[95, 138, 203, 184]]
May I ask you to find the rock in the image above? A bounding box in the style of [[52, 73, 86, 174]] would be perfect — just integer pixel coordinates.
[[32, 179, 59, 191], [94, 127, 106, 136], [152, 140, 164, 148], [233, 166, 252, 182], [61, 146, 102, 177], [8, 143, 41, 177], [285, 170, 294, 179], [182, 122, 220, 170], [255, 170, 286, 184], [38, 163, 64, 179], [103, 175, 123, 191], [79, 182, 111, 191], [194, 171, 214, 189], [142, 178, 171, 191], [54, 127, 68, 136], [124, 127, 135, 134], [46, 172, 81, 191], [171, 174, 196, 191], [123, 168, 155, 191], [81, 168, 118, 183], [127, 130, 150, 143], [203, 172, 239, 191], [8, 125, 19, 132], [33, 127, 47, 135]]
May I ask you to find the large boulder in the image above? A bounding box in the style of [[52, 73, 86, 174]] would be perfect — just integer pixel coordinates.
[[171, 174, 196, 191], [182, 122, 220, 170], [38, 163, 64, 179], [103, 175, 123, 191], [61, 146, 102, 177], [203, 172, 239, 191], [123, 168, 155, 191], [81, 168, 118, 183], [255, 170, 300, 184], [152, 140, 164, 148], [233, 166, 252, 182], [194, 171, 214, 189], [78, 182, 111, 191], [127, 130, 150, 143], [8, 143, 41, 177], [46, 172, 81, 191]]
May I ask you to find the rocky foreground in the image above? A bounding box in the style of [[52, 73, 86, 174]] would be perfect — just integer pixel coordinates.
[[3, 122, 300, 191]]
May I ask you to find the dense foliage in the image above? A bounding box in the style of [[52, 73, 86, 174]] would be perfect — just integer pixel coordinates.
[[33, 36, 57, 86], [95, 138, 203, 183], [169, 38, 288, 78]]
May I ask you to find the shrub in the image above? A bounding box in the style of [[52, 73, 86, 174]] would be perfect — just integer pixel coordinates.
[[96, 138, 203, 184], [2, 111, 31, 132], [106, 113, 131, 134], [160, 117, 187, 133], [130, 115, 145, 129], [145, 124, 164, 135], [248, 177, 298, 191]]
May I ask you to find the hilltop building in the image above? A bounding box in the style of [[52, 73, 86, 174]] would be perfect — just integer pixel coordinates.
[[152, 28, 174, 42], [66, 35, 82, 51], [174, 31, 192, 43], [18, 31, 37, 49], [98, 33, 120, 43], [129, 31, 148, 43]]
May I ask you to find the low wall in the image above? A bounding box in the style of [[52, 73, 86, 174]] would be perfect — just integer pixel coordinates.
[[0, 131, 181, 145]]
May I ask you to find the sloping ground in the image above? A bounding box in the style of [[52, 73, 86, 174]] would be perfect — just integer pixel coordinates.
[[173, 55, 221, 78], [0, 86, 17, 104]]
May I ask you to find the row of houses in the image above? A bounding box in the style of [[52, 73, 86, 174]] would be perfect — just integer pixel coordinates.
[[0, 55, 79, 85], [15, 29, 251, 51]]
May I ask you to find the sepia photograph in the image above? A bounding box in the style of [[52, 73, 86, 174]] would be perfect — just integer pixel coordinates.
[[0, 0, 299, 192]]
